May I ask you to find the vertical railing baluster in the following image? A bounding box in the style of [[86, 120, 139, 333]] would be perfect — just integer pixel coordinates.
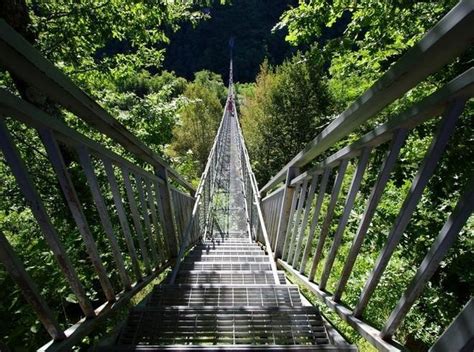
[[300, 168, 331, 274], [320, 147, 372, 290], [282, 183, 301, 261], [103, 158, 142, 281], [0, 121, 95, 317], [273, 167, 300, 259], [287, 179, 308, 264], [146, 179, 163, 263], [382, 176, 474, 338], [77, 146, 131, 290], [0, 231, 66, 340], [121, 167, 151, 274], [154, 180, 170, 259], [39, 129, 115, 302], [354, 99, 465, 317], [309, 159, 349, 281], [268, 201, 276, 246], [136, 175, 158, 266], [293, 175, 319, 268], [276, 195, 283, 247], [333, 129, 407, 301], [178, 193, 186, 241], [155, 166, 179, 257]]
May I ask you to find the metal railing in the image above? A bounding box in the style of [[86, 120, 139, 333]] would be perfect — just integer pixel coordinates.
[[260, 1, 474, 351], [0, 20, 195, 351], [229, 81, 280, 284], [170, 62, 279, 284]]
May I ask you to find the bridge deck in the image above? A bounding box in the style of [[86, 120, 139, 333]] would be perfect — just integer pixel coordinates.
[[100, 98, 356, 350]]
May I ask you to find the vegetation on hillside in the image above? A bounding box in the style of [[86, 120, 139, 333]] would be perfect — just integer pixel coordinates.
[[169, 71, 227, 182], [162, 0, 299, 83]]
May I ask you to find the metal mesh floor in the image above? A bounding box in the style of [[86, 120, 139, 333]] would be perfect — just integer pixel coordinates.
[[175, 271, 286, 285], [118, 307, 330, 346], [181, 262, 273, 271], [147, 284, 302, 308]]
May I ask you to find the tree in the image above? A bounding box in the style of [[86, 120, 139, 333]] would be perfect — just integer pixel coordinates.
[[240, 51, 334, 185], [170, 71, 226, 181]]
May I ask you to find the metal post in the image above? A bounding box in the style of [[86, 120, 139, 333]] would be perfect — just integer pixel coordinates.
[[155, 166, 179, 258], [273, 167, 299, 259]]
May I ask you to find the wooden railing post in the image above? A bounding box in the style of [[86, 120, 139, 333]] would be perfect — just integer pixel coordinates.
[[155, 165, 178, 258], [273, 167, 299, 259]]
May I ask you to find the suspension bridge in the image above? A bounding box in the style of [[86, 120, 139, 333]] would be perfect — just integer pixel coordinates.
[[0, 1, 473, 351]]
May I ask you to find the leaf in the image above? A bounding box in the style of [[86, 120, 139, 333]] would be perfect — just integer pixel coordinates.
[[65, 293, 78, 304]]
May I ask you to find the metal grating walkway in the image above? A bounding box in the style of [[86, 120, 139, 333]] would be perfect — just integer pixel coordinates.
[[99, 65, 356, 351]]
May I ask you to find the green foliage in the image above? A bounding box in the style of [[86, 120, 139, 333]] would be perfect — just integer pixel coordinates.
[[0, 1, 206, 350], [28, 0, 205, 78], [240, 49, 334, 185], [240, 1, 473, 350], [278, 0, 457, 72], [170, 71, 226, 181]]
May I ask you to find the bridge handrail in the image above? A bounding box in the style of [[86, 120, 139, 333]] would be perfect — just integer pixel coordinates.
[[259, 1, 474, 350], [0, 19, 194, 193], [168, 90, 231, 283], [230, 85, 281, 284], [260, 0, 474, 194], [0, 21, 195, 351]]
